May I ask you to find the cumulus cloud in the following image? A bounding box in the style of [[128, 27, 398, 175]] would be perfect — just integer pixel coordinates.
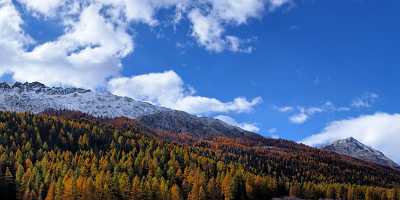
[[21, 4, 133, 88], [0, 1, 133, 88], [0, 0, 33, 74], [214, 115, 260, 133], [301, 113, 400, 163], [188, 9, 226, 52], [187, 0, 269, 53], [108, 71, 262, 115], [186, 0, 267, 52], [188, 9, 254, 53], [107, 70, 186, 108]]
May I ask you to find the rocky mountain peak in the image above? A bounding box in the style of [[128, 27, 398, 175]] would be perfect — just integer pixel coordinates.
[[344, 137, 357, 142], [11, 81, 47, 91], [323, 137, 399, 169], [0, 82, 11, 90]]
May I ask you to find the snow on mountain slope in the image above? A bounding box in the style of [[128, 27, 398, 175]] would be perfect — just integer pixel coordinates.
[[0, 82, 261, 139], [322, 137, 399, 169], [0, 82, 168, 118]]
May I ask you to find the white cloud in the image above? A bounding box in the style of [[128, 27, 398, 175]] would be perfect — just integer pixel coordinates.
[[188, 9, 226, 52], [97, 0, 188, 25], [269, 0, 292, 10], [16, 0, 65, 17], [276, 106, 294, 113], [301, 113, 400, 163], [188, 9, 255, 53], [226, 36, 254, 53], [175, 96, 262, 114], [288, 106, 324, 124], [107, 70, 185, 108], [351, 92, 379, 108], [207, 0, 265, 25], [0, 0, 292, 88], [108, 71, 262, 115], [289, 112, 308, 124], [215, 115, 260, 133], [187, 0, 270, 53], [277, 95, 379, 125], [0, 0, 33, 74], [1, 3, 133, 89]]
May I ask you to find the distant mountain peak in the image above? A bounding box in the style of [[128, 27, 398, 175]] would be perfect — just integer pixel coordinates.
[[331, 137, 367, 150], [323, 137, 399, 169]]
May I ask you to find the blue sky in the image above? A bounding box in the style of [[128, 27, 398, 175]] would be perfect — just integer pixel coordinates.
[[121, 0, 400, 140], [1, 0, 400, 161]]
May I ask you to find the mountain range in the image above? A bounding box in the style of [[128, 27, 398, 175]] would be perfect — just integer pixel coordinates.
[[0, 81, 398, 169], [0, 82, 261, 140]]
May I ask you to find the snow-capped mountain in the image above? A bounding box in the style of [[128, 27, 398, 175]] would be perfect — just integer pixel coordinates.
[[0, 82, 168, 118], [0, 82, 260, 139], [322, 137, 399, 169]]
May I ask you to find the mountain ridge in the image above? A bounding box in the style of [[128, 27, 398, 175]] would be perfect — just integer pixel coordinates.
[[0, 81, 168, 118], [0, 81, 261, 140]]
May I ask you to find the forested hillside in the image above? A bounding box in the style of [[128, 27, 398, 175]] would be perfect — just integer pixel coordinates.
[[0, 111, 399, 200]]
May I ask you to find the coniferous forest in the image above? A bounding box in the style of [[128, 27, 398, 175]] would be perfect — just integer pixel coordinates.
[[0, 111, 399, 200]]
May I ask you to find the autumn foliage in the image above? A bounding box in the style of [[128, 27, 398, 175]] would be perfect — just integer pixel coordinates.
[[0, 111, 398, 199]]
